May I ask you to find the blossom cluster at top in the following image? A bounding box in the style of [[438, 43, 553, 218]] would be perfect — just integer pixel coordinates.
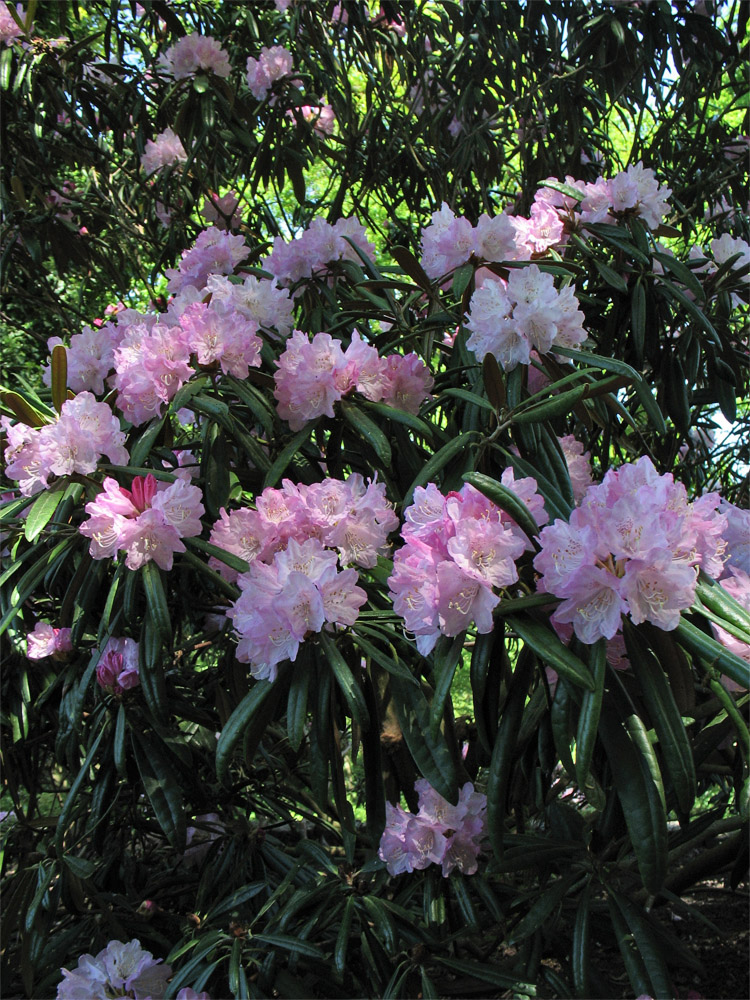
[[389, 475, 547, 655], [215, 474, 398, 679], [533, 456, 727, 643], [378, 780, 488, 877], [262, 216, 376, 288], [245, 44, 296, 100], [157, 33, 232, 79], [80, 473, 204, 572], [2, 393, 128, 497], [465, 263, 587, 371], [274, 330, 433, 430], [419, 162, 673, 281]]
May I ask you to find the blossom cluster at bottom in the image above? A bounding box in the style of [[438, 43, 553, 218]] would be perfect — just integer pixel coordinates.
[[378, 780, 487, 877], [57, 937, 210, 999]]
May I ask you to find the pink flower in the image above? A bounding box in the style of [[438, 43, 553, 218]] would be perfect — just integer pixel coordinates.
[[158, 33, 231, 79], [558, 435, 593, 503], [165, 227, 247, 294], [96, 636, 140, 696], [380, 353, 434, 413], [297, 103, 336, 136], [57, 939, 171, 1000], [27, 622, 72, 661], [80, 475, 204, 571], [245, 45, 294, 100], [202, 190, 242, 231], [378, 781, 486, 877], [140, 127, 188, 175], [0, 3, 24, 45]]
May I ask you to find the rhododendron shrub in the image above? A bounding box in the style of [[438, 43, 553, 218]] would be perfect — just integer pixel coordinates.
[[1, 3, 748, 1000]]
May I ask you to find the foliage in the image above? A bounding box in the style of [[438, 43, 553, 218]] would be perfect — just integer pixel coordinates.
[[1, 2, 749, 999]]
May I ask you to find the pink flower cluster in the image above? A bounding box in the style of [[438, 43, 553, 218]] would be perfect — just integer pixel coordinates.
[[245, 45, 295, 100], [202, 190, 242, 231], [289, 103, 336, 136], [215, 475, 397, 679], [229, 536, 367, 680], [263, 216, 375, 288], [96, 636, 140, 696], [465, 263, 587, 371], [378, 780, 487, 877], [205, 273, 295, 338], [157, 33, 231, 79], [576, 162, 673, 228], [26, 622, 73, 660], [80, 473, 204, 571], [166, 226, 247, 294], [111, 298, 261, 425], [0, 3, 24, 45], [140, 127, 188, 175], [419, 163, 672, 280], [211, 474, 399, 581], [534, 456, 727, 643], [389, 475, 547, 655], [57, 939, 171, 1000], [43, 325, 117, 396], [273, 330, 433, 430], [420, 203, 519, 279], [3, 393, 128, 496]]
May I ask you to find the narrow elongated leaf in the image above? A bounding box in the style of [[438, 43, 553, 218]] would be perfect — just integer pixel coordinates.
[[575, 639, 606, 789], [599, 704, 667, 894], [216, 682, 275, 784], [487, 646, 535, 858], [624, 624, 696, 818], [507, 616, 594, 690], [55, 726, 106, 857], [508, 873, 575, 945], [129, 416, 166, 468], [341, 399, 392, 467], [131, 729, 185, 848], [24, 488, 65, 542], [287, 655, 310, 752], [631, 278, 646, 363], [433, 957, 536, 994], [429, 632, 465, 740], [610, 889, 674, 1000], [389, 675, 458, 803], [319, 631, 370, 729], [572, 883, 592, 999], [403, 432, 478, 506], [676, 617, 750, 690], [139, 611, 168, 724], [607, 895, 651, 999], [264, 423, 316, 489], [140, 562, 171, 643]]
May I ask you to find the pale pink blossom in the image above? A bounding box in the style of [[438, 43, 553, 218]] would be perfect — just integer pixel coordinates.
[[27, 622, 72, 660], [378, 781, 486, 877], [165, 227, 247, 294], [0, 4, 24, 45], [158, 34, 231, 79], [202, 190, 242, 231], [57, 939, 171, 1000], [140, 127, 188, 175], [245, 45, 294, 100]]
